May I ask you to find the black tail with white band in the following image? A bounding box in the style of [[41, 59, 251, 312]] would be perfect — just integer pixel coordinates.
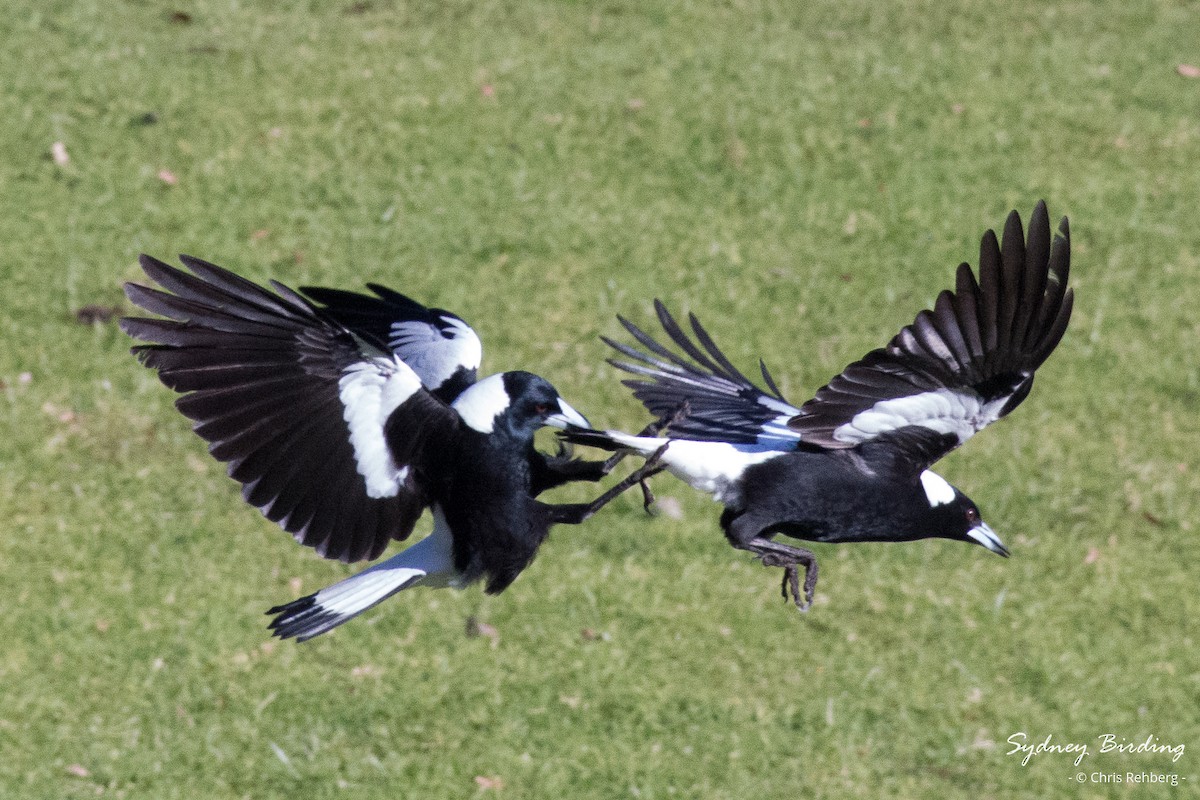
[[123, 256, 655, 641], [564, 202, 1073, 610]]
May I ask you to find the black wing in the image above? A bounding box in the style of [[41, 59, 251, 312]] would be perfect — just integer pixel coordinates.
[[300, 284, 482, 403], [788, 201, 1074, 470], [122, 255, 462, 563], [605, 300, 804, 451]]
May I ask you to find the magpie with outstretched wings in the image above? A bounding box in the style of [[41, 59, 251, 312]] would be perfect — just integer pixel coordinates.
[[563, 202, 1074, 609], [123, 257, 653, 641]]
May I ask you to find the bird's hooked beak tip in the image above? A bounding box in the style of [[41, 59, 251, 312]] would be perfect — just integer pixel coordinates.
[[967, 522, 1010, 558], [543, 397, 589, 430]]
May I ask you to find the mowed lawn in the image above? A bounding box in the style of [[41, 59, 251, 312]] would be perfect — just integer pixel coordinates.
[[1, 1, 1198, 798]]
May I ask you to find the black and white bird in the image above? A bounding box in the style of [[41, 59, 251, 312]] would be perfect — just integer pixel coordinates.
[[563, 203, 1074, 609], [122, 256, 652, 641]]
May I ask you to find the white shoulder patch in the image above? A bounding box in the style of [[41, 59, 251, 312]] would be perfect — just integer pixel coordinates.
[[451, 373, 511, 433], [920, 470, 957, 507], [339, 357, 421, 498]]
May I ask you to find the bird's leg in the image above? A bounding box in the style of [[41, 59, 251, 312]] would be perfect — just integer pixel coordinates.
[[544, 411, 681, 490], [536, 412, 672, 492], [598, 400, 691, 476], [543, 445, 668, 525], [743, 537, 819, 611], [637, 470, 658, 511], [547, 400, 685, 517], [628, 401, 688, 507]]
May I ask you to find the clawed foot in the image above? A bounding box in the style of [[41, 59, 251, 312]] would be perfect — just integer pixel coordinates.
[[760, 552, 818, 612], [638, 443, 669, 511], [552, 443, 667, 525]]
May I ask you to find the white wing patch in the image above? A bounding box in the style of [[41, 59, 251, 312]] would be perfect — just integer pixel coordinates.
[[920, 470, 957, 506], [338, 357, 421, 498], [831, 388, 1009, 446], [451, 373, 511, 433], [389, 315, 482, 390]]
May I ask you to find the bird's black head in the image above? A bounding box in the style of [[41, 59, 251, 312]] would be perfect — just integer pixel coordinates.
[[919, 471, 1010, 557], [451, 371, 589, 441]]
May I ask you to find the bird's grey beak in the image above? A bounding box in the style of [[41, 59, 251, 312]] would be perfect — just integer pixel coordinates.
[[967, 523, 1010, 558], [544, 398, 589, 430]]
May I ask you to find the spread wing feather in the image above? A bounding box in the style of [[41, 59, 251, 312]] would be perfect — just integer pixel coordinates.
[[604, 300, 804, 451], [788, 201, 1073, 470], [122, 255, 462, 563]]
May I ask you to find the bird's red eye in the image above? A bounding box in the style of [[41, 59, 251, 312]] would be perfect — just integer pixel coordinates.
[[965, 507, 979, 523], [535, 404, 549, 415]]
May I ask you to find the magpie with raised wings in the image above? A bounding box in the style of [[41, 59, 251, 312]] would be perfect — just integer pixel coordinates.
[[563, 202, 1074, 609], [122, 256, 654, 641]]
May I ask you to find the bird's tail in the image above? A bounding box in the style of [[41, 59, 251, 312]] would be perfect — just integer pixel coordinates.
[[268, 520, 459, 642], [559, 425, 667, 457]]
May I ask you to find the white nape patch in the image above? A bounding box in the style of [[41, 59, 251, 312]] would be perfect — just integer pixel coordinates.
[[920, 470, 957, 507], [339, 358, 421, 498], [451, 373, 511, 433], [831, 388, 1009, 446], [388, 315, 482, 390], [309, 506, 462, 624], [604, 431, 784, 504]]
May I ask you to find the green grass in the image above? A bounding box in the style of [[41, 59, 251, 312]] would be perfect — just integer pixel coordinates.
[[2, 1, 1198, 797]]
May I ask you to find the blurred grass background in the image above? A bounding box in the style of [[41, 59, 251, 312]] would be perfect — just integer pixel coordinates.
[[1, 1, 1198, 798]]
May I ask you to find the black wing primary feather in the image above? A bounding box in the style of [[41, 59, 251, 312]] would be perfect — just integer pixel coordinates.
[[605, 299, 804, 450], [787, 201, 1073, 470], [121, 255, 456, 563]]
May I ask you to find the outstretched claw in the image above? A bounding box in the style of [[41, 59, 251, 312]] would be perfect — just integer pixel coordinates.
[[746, 537, 819, 612], [780, 564, 800, 607], [632, 401, 689, 510], [659, 399, 691, 436], [542, 448, 667, 525], [638, 443, 669, 512], [761, 554, 810, 611], [640, 478, 657, 511], [547, 400, 684, 522], [601, 449, 626, 475], [598, 399, 691, 476]]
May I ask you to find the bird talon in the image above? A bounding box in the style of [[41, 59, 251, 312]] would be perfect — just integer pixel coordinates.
[[635, 444, 668, 513], [640, 480, 657, 511]]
